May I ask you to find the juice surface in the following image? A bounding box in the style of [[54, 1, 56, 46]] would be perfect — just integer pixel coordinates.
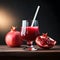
[[21, 26, 40, 41]]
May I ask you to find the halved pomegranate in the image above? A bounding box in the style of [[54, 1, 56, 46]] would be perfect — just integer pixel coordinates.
[[35, 33, 56, 49]]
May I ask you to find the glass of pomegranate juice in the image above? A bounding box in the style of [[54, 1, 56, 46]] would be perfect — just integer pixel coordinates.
[[21, 20, 40, 51]]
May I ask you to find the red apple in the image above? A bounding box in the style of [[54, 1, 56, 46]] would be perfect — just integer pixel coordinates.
[[5, 26, 23, 47], [35, 33, 56, 49]]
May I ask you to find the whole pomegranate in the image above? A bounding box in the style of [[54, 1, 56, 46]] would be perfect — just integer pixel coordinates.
[[5, 26, 23, 47], [35, 33, 56, 49]]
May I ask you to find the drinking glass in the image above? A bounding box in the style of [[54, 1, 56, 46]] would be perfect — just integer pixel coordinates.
[[21, 20, 40, 51]]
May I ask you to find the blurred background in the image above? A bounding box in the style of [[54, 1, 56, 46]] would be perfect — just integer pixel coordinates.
[[0, 0, 60, 45]]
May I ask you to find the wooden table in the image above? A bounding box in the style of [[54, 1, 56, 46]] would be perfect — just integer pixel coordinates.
[[0, 45, 60, 60]]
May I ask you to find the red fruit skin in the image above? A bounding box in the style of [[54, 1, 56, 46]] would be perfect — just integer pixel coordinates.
[[35, 36, 56, 49], [5, 31, 23, 47]]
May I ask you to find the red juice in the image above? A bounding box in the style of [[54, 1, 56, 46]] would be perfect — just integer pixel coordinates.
[[21, 26, 40, 41]]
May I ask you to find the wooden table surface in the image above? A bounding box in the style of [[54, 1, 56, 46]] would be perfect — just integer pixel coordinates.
[[0, 45, 60, 56], [0, 45, 60, 60]]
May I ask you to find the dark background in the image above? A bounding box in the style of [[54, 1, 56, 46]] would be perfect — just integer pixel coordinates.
[[0, 0, 60, 45]]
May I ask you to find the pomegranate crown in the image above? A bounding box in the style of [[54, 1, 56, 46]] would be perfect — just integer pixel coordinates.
[[11, 26, 16, 31], [42, 33, 48, 37]]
